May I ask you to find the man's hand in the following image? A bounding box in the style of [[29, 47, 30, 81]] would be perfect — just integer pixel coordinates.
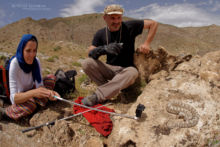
[[104, 42, 123, 55], [89, 46, 106, 60], [89, 43, 123, 60], [138, 43, 150, 54]]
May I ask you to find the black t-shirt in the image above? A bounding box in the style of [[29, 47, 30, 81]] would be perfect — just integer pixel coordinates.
[[92, 20, 144, 67]]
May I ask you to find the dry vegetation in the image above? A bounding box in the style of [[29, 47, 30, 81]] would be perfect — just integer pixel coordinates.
[[0, 13, 219, 109], [0, 14, 220, 147]]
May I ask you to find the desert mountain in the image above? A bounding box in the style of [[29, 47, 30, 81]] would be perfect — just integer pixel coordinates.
[[0, 13, 219, 56]]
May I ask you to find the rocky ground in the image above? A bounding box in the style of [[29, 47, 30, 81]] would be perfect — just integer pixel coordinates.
[[0, 48, 219, 147], [0, 93, 134, 147], [108, 49, 220, 147]]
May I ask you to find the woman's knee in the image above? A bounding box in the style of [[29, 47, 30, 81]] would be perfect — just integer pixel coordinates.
[[43, 75, 56, 90], [23, 100, 37, 114], [5, 101, 37, 120]]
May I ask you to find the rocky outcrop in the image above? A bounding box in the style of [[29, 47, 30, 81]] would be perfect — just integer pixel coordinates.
[[107, 50, 220, 147], [1, 47, 219, 147], [134, 46, 192, 82]]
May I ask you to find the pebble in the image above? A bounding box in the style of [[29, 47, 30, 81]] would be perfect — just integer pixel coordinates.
[[25, 129, 37, 137]]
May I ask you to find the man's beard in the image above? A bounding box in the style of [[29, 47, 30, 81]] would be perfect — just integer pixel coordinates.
[[111, 23, 121, 31]]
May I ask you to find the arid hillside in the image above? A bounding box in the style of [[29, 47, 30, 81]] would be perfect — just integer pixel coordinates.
[[0, 14, 220, 147], [0, 13, 219, 56]]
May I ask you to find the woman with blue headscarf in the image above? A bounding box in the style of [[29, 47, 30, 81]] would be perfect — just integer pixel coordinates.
[[0, 34, 60, 120]]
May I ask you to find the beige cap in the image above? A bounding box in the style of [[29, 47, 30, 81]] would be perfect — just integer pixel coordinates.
[[104, 4, 124, 15]]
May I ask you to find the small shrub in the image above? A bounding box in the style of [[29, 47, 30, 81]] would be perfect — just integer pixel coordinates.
[[78, 74, 88, 85], [46, 57, 54, 62], [0, 55, 7, 61], [77, 128, 86, 135], [207, 139, 220, 146], [46, 55, 59, 62], [53, 46, 61, 51], [43, 70, 51, 75], [72, 61, 81, 67]]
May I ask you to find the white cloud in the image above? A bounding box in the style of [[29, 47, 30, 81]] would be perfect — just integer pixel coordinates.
[[0, 9, 5, 17], [126, 3, 220, 27], [60, 0, 106, 17], [208, 0, 213, 5], [211, 1, 220, 12], [0, 8, 6, 27], [196, 0, 220, 12]]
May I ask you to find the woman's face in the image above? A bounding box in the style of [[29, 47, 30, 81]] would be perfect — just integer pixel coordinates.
[[23, 41, 37, 65]]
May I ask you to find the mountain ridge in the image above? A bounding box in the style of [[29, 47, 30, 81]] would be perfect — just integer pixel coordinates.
[[0, 13, 219, 55]]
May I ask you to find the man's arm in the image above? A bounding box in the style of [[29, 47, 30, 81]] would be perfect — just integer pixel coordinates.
[[88, 45, 96, 55], [139, 19, 158, 54]]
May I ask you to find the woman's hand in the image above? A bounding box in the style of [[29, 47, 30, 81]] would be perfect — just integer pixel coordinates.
[[34, 87, 60, 101], [14, 87, 52, 104], [48, 90, 60, 101], [32, 87, 51, 98]]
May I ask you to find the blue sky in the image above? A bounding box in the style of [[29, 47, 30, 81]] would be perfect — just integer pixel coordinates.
[[0, 0, 220, 28]]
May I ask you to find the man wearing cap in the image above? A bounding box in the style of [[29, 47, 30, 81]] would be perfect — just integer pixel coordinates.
[[82, 4, 158, 106]]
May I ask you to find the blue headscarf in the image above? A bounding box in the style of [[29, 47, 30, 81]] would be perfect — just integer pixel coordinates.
[[7, 34, 41, 83]]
